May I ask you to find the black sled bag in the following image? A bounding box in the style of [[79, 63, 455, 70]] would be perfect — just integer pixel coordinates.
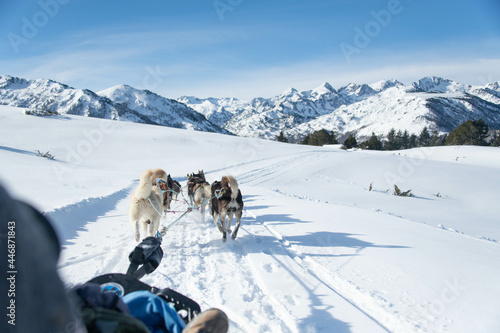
[[84, 237, 201, 325]]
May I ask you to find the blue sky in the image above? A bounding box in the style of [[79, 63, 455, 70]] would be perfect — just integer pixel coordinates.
[[1, 0, 499, 99]]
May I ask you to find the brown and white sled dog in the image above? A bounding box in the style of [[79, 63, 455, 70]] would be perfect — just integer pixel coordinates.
[[211, 176, 243, 241], [129, 169, 163, 241], [187, 170, 206, 205]]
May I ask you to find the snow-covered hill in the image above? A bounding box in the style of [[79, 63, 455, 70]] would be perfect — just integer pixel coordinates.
[[1, 105, 499, 332], [0, 75, 224, 133], [180, 76, 500, 142]]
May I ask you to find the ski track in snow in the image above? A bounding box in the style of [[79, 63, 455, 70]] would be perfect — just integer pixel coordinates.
[[234, 150, 499, 244], [272, 187, 499, 244], [243, 209, 414, 333]]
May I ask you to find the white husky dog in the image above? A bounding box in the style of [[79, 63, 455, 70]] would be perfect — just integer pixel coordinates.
[[192, 181, 212, 222], [129, 169, 163, 241]]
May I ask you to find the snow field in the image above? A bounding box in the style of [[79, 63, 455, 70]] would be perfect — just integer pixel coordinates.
[[1, 105, 500, 332]]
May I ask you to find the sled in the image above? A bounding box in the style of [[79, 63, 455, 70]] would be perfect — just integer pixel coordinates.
[[86, 236, 201, 323]]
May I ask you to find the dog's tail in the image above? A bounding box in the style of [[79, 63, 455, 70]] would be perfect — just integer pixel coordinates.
[[151, 168, 167, 185], [135, 169, 154, 199], [222, 176, 239, 200]]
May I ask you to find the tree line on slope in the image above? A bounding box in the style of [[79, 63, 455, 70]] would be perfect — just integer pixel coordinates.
[[278, 119, 500, 149]]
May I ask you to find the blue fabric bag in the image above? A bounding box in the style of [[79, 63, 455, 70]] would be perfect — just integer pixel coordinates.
[[122, 290, 186, 333]]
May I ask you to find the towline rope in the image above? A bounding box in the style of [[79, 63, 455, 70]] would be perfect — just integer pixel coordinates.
[[147, 184, 221, 233]]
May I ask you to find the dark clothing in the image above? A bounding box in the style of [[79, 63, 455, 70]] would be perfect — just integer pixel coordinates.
[[0, 184, 85, 333]]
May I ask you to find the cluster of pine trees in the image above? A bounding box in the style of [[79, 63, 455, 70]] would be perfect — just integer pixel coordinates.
[[279, 119, 500, 149]]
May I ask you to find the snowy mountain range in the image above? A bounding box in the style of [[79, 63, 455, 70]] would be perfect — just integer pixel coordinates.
[[2, 75, 500, 142], [0, 75, 224, 133], [180, 76, 500, 142]]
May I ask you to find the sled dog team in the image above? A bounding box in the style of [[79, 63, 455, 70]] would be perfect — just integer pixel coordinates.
[[129, 168, 243, 242]]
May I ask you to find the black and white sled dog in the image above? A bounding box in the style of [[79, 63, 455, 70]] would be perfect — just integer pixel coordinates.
[[129, 169, 164, 242], [211, 176, 243, 241], [166, 174, 181, 209]]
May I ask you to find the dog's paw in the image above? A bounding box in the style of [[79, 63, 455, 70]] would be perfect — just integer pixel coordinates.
[[135, 233, 140, 242], [231, 232, 237, 240]]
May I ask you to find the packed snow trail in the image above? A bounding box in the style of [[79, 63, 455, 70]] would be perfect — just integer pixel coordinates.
[[54, 180, 391, 332]]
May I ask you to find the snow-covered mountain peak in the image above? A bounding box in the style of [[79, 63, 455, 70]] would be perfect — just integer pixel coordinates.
[[278, 87, 304, 103], [338, 82, 376, 97], [313, 82, 336, 95], [411, 76, 471, 94], [97, 84, 164, 101], [485, 81, 500, 91], [0, 75, 71, 94], [97, 84, 138, 100], [369, 79, 403, 92], [1, 75, 31, 90], [282, 87, 300, 97], [98, 83, 132, 93]]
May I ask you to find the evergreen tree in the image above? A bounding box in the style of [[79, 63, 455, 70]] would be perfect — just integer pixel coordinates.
[[329, 131, 338, 145], [491, 131, 500, 147], [409, 134, 418, 149], [419, 127, 431, 147], [343, 134, 358, 149], [277, 131, 288, 143], [430, 130, 446, 146], [301, 129, 337, 146], [401, 130, 410, 149], [314, 129, 331, 145], [385, 128, 397, 150], [364, 132, 383, 150], [445, 119, 489, 146], [300, 134, 310, 145], [439, 133, 448, 146], [393, 130, 404, 150]]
